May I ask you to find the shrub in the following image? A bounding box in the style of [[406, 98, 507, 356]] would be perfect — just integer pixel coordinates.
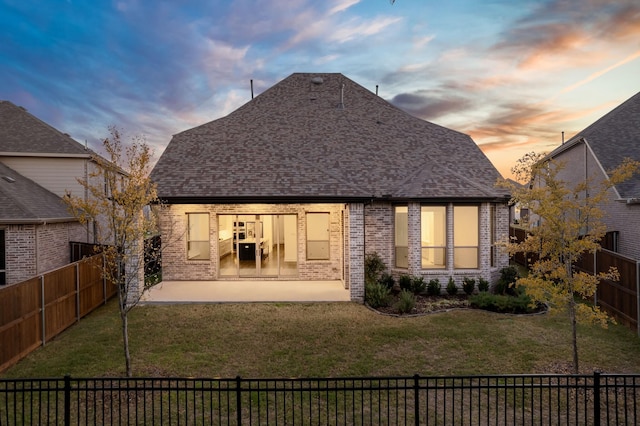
[[495, 266, 519, 295], [462, 277, 475, 295], [365, 252, 387, 285], [411, 276, 426, 294], [427, 278, 441, 296], [477, 278, 489, 292], [398, 274, 412, 291], [469, 292, 534, 314], [365, 281, 391, 308], [395, 289, 416, 314], [379, 272, 395, 290], [446, 277, 458, 295]]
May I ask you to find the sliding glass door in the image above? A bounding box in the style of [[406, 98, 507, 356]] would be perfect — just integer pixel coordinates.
[[218, 214, 297, 277]]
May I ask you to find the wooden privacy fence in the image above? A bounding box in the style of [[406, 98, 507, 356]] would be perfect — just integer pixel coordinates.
[[510, 226, 640, 335], [0, 254, 116, 373]]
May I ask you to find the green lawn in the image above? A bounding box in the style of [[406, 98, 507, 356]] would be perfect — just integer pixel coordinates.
[[3, 300, 640, 378]]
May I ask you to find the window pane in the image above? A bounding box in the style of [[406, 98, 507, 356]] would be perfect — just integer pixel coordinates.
[[421, 206, 446, 269], [187, 213, 209, 260], [454, 248, 478, 268], [394, 206, 408, 268], [421, 247, 446, 269], [307, 213, 329, 260], [454, 206, 478, 245]]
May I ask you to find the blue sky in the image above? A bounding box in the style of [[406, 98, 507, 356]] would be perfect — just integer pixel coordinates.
[[1, 0, 638, 177]]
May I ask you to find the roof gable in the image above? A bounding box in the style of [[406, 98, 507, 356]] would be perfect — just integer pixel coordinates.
[[559, 92, 640, 199], [0, 100, 90, 157], [151, 73, 503, 202], [0, 161, 75, 223]]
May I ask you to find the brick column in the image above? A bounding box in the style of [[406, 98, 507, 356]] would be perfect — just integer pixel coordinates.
[[348, 203, 364, 302]]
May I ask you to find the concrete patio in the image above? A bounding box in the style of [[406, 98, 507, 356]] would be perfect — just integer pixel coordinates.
[[140, 280, 351, 304]]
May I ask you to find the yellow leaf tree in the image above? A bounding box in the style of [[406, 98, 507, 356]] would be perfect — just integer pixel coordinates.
[[500, 152, 639, 374], [65, 126, 159, 377]]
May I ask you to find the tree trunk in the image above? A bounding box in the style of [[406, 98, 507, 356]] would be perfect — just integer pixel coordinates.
[[122, 310, 132, 377], [569, 294, 579, 374]]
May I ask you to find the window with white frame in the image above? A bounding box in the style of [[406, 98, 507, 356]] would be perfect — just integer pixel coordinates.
[[490, 204, 496, 267], [187, 213, 210, 260], [421, 206, 446, 269], [453, 205, 479, 269], [306, 212, 330, 260], [394, 206, 408, 268]]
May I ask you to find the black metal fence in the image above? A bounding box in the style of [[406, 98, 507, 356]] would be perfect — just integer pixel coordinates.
[[1, 373, 639, 425]]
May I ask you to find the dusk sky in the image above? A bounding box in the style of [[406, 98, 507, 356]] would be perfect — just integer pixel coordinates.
[[1, 0, 638, 178]]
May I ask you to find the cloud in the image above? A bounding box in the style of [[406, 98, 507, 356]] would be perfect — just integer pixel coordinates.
[[390, 91, 472, 120]]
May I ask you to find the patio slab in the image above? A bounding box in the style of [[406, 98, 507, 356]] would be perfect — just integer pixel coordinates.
[[140, 280, 351, 304]]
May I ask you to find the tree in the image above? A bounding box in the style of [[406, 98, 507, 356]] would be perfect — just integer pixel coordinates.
[[500, 152, 639, 374], [65, 126, 159, 377]]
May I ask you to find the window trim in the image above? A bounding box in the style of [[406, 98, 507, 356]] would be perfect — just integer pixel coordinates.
[[0, 228, 5, 285]]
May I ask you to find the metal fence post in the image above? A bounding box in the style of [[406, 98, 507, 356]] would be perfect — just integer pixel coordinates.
[[64, 375, 71, 426], [593, 371, 601, 426], [236, 376, 242, 425], [413, 374, 420, 426]]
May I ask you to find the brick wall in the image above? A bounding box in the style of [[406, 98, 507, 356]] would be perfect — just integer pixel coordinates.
[[3, 221, 84, 285], [347, 203, 364, 301]]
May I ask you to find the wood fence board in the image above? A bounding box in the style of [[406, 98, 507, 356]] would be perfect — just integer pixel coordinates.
[[0, 254, 116, 372]]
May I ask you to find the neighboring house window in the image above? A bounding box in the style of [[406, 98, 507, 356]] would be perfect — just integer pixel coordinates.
[[306, 213, 330, 260], [420, 206, 446, 269], [187, 213, 210, 260], [454, 205, 479, 269], [394, 206, 408, 268], [0, 228, 5, 285]]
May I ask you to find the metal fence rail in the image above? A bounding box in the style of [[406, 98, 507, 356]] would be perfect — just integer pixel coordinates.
[[1, 373, 638, 425]]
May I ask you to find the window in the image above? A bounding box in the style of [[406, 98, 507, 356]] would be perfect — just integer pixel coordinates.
[[454, 206, 479, 268], [187, 213, 210, 260], [0, 229, 5, 285], [306, 213, 330, 260], [421, 206, 446, 269], [394, 206, 408, 268]]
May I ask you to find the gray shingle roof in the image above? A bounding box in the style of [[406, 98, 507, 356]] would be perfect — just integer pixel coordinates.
[[558, 91, 640, 199], [151, 73, 504, 202], [0, 162, 76, 223], [0, 100, 90, 156]]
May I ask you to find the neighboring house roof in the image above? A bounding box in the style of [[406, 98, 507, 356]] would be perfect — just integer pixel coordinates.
[[0, 100, 91, 157], [151, 73, 505, 203], [0, 162, 75, 224], [548, 91, 640, 200]]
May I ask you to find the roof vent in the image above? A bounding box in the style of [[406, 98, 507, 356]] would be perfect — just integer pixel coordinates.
[[311, 76, 323, 85], [2, 176, 16, 183]]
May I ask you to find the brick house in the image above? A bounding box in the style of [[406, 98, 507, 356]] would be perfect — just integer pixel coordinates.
[[544, 91, 640, 262], [0, 100, 100, 285], [150, 73, 511, 301]]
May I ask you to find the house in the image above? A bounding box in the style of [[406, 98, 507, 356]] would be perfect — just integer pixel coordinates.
[[544, 91, 640, 261], [0, 100, 99, 285], [150, 73, 511, 301]]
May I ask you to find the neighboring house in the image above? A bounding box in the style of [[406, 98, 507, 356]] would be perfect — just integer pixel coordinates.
[[150, 73, 511, 301], [0, 100, 101, 285], [545, 91, 640, 261]]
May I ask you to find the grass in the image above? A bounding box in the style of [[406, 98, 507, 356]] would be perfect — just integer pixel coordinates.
[[2, 300, 640, 378]]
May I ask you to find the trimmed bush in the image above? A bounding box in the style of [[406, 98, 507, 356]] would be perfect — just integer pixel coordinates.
[[469, 291, 535, 314], [365, 281, 391, 308], [495, 266, 519, 295], [446, 277, 458, 295], [379, 273, 395, 290], [399, 274, 412, 291], [395, 289, 416, 314], [427, 278, 441, 296], [477, 278, 489, 292], [411, 276, 426, 295], [462, 277, 475, 295], [365, 252, 387, 285]]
